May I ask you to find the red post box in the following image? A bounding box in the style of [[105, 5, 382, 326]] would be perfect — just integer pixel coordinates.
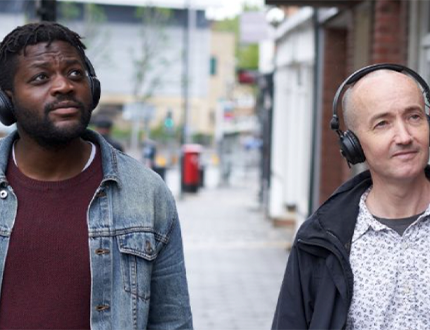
[[181, 144, 202, 193]]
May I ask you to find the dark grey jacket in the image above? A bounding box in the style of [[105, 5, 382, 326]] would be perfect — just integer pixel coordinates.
[[272, 170, 374, 330]]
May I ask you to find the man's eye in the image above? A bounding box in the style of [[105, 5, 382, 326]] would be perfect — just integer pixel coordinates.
[[32, 73, 48, 82], [375, 121, 387, 128], [69, 69, 84, 78]]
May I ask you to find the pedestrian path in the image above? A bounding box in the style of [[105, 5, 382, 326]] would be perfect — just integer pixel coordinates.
[[176, 174, 294, 330]]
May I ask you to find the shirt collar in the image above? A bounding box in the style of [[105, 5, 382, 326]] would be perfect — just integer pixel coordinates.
[[353, 187, 430, 243], [352, 187, 385, 243]]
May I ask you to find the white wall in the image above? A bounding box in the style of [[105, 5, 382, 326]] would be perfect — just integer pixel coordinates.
[[68, 21, 210, 99], [269, 8, 315, 228], [259, 39, 275, 74], [0, 14, 26, 40], [0, 9, 210, 101]]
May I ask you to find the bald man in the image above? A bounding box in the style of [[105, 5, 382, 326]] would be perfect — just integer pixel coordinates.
[[272, 67, 430, 330]]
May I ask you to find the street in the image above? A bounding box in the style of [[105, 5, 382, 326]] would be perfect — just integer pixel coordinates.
[[165, 165, 294, 330]]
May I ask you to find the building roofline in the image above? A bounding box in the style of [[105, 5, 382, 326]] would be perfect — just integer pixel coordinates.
[[58, 0, 222, 10]]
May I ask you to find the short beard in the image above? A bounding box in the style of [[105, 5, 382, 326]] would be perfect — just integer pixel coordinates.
[[14, 97, 92, 151]]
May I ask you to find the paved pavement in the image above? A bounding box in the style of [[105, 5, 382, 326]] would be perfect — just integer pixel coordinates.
[[171, 166, 294, 330]]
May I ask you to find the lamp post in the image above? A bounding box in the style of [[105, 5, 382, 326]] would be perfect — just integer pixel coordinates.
[[181, 0, 190, 146], [36, 0, 57, 22]]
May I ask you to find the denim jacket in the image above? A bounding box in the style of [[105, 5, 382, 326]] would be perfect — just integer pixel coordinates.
[[0, 130, 193, 330]]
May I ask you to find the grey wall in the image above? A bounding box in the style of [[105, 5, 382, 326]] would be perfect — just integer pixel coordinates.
[[0, 1, 211, 99]]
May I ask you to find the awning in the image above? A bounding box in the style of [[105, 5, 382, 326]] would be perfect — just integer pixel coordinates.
[[266, 0, 358, 7]]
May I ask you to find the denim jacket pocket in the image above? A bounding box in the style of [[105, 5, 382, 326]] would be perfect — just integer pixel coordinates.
[[117, 231, 158, 301]]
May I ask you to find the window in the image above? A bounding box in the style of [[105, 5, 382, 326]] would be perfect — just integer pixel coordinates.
[[210, 56, 217, 76]]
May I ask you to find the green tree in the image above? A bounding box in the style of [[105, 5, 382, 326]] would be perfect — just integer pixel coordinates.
[[132, 6, 173, 102], [129, 6, 176, 146], [58, 2, 111, 67], [212, 3, 261, 71]]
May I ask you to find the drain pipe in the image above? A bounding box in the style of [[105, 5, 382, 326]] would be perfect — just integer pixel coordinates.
[[308, 8, 323, 216]]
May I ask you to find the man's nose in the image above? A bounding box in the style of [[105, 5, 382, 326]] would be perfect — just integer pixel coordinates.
[[394, 121, 413, 144], [51, 74, 74, 95]]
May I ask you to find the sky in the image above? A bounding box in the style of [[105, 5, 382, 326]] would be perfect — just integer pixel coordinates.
[[59, 0, 266, 19], [206, 0, 265, 20]]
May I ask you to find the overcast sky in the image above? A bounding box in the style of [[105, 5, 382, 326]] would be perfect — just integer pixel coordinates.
[[206, 0, 265, 20], [58, 0, 265, 19]]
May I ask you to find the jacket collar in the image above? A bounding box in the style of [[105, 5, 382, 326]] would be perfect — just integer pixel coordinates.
[[82, 129, 122, 188], [302, 166, 430, 252], [314, 170, 372, 250], [0, 129, 122, 188]]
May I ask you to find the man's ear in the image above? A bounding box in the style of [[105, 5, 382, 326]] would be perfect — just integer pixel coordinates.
[[4, 90, 12, 100], [0, 89, 13, 105], [1, 90, 13, 105], [3, 90, 14, 108]]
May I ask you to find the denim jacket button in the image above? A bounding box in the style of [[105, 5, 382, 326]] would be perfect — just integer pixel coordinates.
[[0, 190, 7, 199], [95, 248, 110, 255], [96, 304, 110, 311], [145, 240, 154, 254]]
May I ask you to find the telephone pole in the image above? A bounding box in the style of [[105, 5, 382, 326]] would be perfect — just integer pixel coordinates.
[[36, 0, 57, 22]]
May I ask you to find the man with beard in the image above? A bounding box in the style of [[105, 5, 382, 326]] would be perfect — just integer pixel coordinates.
[[0, 22, 193, 329]]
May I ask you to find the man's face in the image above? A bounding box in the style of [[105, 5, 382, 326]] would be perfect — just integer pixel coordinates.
[[352, 71, 430, 183], [8, 40, 93, 149]]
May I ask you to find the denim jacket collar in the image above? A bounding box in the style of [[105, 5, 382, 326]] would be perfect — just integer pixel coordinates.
[[0, 129, 121, 188], [82, 129, 122, 188], [0, 131, 16, 185]]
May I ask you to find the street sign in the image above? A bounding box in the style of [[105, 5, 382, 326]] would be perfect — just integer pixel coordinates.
[[122, 102, 155, 122]]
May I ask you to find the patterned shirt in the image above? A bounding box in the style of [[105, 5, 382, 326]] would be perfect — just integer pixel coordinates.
[[346, 188, 430, 330]]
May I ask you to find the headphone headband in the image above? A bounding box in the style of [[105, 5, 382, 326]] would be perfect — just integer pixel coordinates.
[[331, 63, 430, 131], [85, 55, 97, 78]]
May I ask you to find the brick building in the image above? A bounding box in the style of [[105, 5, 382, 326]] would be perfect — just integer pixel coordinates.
[[267, 0, 425, 229], [318, 0, 409, 206]]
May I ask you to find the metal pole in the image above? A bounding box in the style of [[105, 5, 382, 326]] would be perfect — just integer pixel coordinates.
[[181, 0, 190, 145], [180, 0, 191, 197], [308, 8, 322, 215], [180, 2, 188, 196]]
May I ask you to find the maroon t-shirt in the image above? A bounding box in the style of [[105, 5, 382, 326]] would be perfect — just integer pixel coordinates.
[[0, 144, 103, 329]]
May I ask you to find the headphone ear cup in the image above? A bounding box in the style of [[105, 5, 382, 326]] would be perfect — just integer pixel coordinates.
[[339, 130, 366, 165], [0, 91, 16, 126], [89, 76, 101, 110], [427, 115, 430, 144], [84, 56, 101, 110]]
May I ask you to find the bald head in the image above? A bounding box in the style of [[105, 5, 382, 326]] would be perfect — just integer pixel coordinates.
[[341, 69, 425, 132]]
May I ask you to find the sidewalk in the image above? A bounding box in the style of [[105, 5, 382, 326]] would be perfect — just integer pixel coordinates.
[[175, 170, 294, 330]]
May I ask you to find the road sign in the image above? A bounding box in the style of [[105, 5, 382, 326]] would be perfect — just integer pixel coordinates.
[[122, 102, 155, 122]]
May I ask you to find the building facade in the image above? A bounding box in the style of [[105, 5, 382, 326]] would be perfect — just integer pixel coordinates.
[[266, 0, 427, 229], [0, 0, 235, 142]]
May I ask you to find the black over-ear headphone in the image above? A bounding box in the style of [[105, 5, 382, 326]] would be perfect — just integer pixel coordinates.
[[330, 63, 430, 166], [0, 55, 101, 126]]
